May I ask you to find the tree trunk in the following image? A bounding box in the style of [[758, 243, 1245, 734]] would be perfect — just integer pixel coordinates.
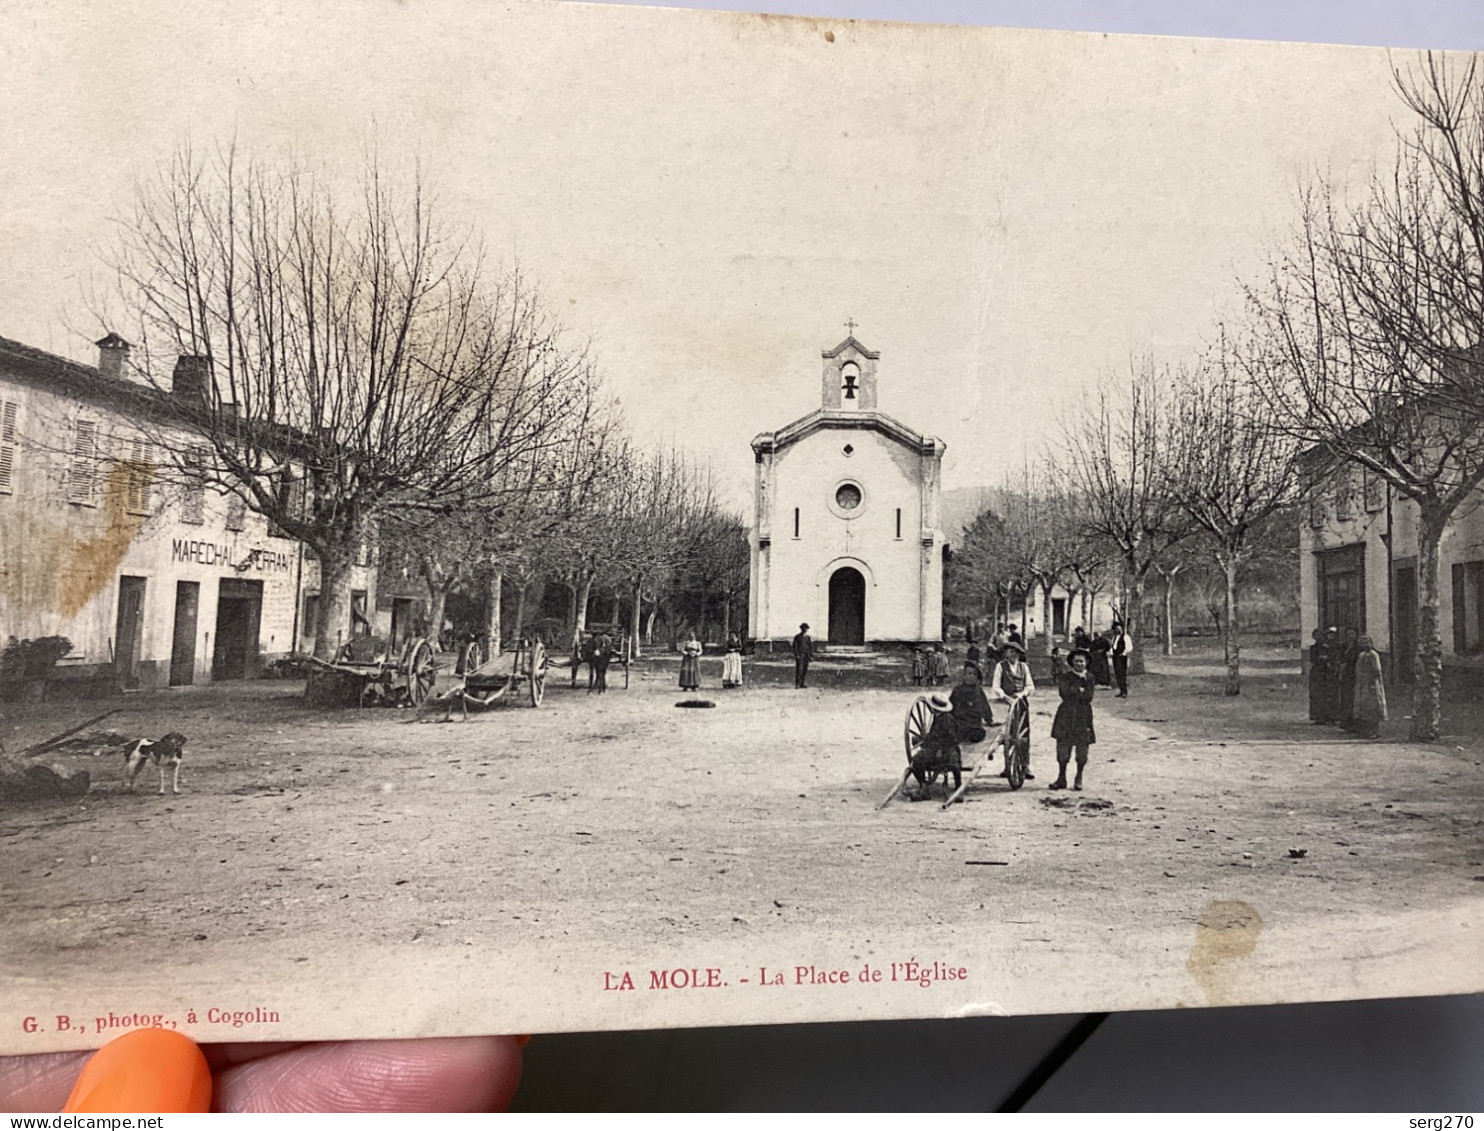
[[427, 587, 448, 653], [486, 569, 503, 657], [575, 571, 595, 635], [512, 581, 529, 645], [1039, 579, 1052, 643], [644, 606, 658, 647], [1081, 587, 1090, 632], [1128, 573, 1147, 675], [1222, 556, 1240, 696], [312, 550, 356, 661], [1411, 509, 1447, 742], [1162, 570, 1177, 656], [722, 594, 732, 640], [630, 578, 644, 660], [698, 586, 709, 644]]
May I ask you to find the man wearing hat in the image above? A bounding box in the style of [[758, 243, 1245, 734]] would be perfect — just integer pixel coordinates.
[[792, 623, 813, 689], [990, 638, 1036, 780], [909, 692, 962, 800]]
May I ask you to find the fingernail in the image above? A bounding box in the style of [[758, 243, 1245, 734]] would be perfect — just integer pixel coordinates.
[[514, 1034, 533, 1047], [63, 1028, 212, 1113]]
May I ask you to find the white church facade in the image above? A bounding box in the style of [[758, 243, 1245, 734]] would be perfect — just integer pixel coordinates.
[[748, 336, 946, 646]]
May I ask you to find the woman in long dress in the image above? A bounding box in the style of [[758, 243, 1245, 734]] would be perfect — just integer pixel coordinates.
[[722, 632, 743, 689], [679, 631, 703, 691], [1351, 636, 1387, 738], [1087, 633, 1113, 687]]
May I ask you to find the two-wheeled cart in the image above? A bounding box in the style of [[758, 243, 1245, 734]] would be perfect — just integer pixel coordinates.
[[877, 694, 1031, 810]]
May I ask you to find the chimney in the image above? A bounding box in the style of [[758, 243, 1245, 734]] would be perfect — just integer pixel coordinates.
[[95, 332, 131, 380], [172, 355, 212, 404]]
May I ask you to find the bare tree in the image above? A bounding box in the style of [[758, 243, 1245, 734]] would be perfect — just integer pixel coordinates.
[[1245, 55, 1484, 738], [100, 145, 596, 658], [1167, 338, 1308, 694], [1061, 359, 1192, 672]]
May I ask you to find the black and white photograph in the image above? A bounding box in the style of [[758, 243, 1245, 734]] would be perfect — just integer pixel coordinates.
[[1, 0, 1481, 1090]]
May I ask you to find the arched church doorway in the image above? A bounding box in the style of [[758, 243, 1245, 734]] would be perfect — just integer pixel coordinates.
[[828, 567, 866, 645]]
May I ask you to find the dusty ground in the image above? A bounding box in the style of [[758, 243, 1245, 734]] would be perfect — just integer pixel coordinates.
[[2, 642, 1480, 1050]]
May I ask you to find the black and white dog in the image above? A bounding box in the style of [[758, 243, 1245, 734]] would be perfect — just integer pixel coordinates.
[[122, 733, 188, 795]]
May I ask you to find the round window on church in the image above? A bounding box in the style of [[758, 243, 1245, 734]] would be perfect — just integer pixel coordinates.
[[835, 483, 862, 510]]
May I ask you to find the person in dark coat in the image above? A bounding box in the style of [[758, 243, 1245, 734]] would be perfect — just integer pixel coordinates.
[[950, 662, 996, 743], [909, 693, 962, 799], [1110, 622, 1132, 698], [1088, 632, 1113, 687], [1307, 627, 1333, 723], [1335, 627, 1360, 725], [1050, 648, 1096, 791], [792, 623, 813, 688]]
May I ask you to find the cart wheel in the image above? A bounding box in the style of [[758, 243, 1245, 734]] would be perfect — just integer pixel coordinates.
[[903, 696, 934, 765], [529, 643, 547, 707], [458, 640, 480, 677], [1005, 700, 1030, 791], [407, 639, 437, 706]]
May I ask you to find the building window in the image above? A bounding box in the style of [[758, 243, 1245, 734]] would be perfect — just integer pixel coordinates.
[[895, 507, 902, 539], [793, 507, 800, 539], [67, 419, 99, 506], [124, 437, 154, 516], [180, 446, 206, 525], [1333, 469, 1354, 522], [1362, 468, 1385, 512], [1308, 493, 1326, 529], [1452, 561, 1484, 654], [225, 493, 247, 532], [0, 399, 17, 495], [835, 483, 862, 510], [302, 593, 320, 641]]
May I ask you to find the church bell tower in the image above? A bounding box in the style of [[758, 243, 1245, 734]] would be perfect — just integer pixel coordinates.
[[819, 331, 880, 411]]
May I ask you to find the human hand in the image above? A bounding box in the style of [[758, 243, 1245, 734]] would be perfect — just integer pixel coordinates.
[[0, 1034, 524, 1113]]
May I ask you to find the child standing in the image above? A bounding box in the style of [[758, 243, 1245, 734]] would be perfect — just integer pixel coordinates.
[[1050, 648, 1096, 791]]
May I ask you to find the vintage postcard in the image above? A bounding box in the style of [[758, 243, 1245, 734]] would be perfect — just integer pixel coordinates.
[[1, 0, 1481, 1054]]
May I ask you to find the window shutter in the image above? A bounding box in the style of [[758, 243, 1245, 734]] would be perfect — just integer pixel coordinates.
[[68, 419, 98, 504], [225, 493, 247, 531], [181, 446, 206, 525], [0, 400, 16, 494], [126, 437, 154, 514]]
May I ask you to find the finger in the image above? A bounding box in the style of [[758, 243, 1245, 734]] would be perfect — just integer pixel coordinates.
[[204, 1042, 304, 1070], [213, 1036, 524, 1113], [0, 1051, 92, 1113]]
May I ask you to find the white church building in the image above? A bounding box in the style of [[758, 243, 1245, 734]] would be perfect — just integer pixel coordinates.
[[748, 336, 946, 647]]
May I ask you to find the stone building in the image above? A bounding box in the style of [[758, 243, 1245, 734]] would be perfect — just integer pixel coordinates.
[[748, 336, 946, 646], [1301, 460, 1484, 678], [0, 334, 382, 690]]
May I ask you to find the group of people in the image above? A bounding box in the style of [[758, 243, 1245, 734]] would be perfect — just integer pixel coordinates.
[[908, 636, 1101, 799], [910, 623, 1029, 687], [678, 631, 747, 691], [1308, 626, 1388, 737], [1062, 624, 1132, 698]]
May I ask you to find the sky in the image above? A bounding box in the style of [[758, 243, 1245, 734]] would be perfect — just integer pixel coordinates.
[[2, 1, 1482, 514]]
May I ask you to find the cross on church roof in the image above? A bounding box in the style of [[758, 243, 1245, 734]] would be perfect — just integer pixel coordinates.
[[844, 318, 858, 335]]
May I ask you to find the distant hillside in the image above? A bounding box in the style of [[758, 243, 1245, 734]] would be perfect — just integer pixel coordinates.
[[940, 485, 1004, 543]]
